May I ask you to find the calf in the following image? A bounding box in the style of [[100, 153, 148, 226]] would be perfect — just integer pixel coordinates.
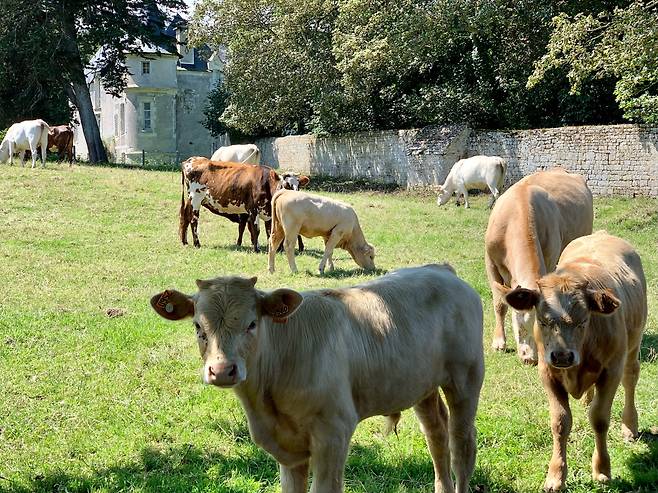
[[0, 119, 49, 168], [150, 264, 484, 493], [436, 155, 506, 209], [268, 189, 375, 274], [485, 168, 593, 364], [179, 157, 281, 252], [211, 143, 260, 164], [505, 231, 647, 491], [47, 124, 74, 163]]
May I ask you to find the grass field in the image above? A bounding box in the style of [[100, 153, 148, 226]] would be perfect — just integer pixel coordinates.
[[0, 163, 656, 493]]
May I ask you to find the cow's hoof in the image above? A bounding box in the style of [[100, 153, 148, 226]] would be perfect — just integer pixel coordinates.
[[491, 338, 506, 352], [518, 344, 537, 365], [193, 243, 201, 248], [543, 476, 564, 492], [621, 424, 638, 442], [521, 356, 538, 366], [592, 472, 610, 483]]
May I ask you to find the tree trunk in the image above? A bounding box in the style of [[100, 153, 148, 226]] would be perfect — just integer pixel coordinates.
[[60, 13, 108, 163]]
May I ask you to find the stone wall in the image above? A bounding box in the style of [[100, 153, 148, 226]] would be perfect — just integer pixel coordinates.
[[256, 124, 658, 196]]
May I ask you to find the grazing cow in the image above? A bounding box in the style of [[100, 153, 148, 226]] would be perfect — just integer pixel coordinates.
[[485, 168, 593, 364], [150, 264, 485, 493], [268, 189, 375, 274], [211, 144, 260, 164], [47, 125, 74, 163], [0, 119, 49, 168], [436, 155, 507, 209], [179, 157, 281, 252], [505, 231, 647, 491]]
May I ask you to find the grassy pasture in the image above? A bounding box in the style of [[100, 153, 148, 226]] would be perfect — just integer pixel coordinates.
[[0, 163, 656, 493]]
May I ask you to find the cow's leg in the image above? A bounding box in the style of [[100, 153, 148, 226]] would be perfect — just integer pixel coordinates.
[[236, 215, 247, 247], [249, 214, 261, 253], [542, 369, 572, 492], [8, 142, 14, 166], [589, 367, 622, 482], [323, 238, 335, 272], [318, 229, 344, 275], [511, 310, 538, 365], [298, 235, 304, 253], [487, 185, 500, 209], [621, 345, 641, 441], [268, 222, 286, 274], [19, 150, 26, 167], [414, 390, 454, 493], [180, 199, 193, 245], [190, 209, 201, 248], [29, 145, 38, 168], [485, 252, 508, 352], [40, 143, 47, 167], [443, 364, 482, 493], [280, 462, 309, 493], [284, 233, 299, 273], [308, 415, 356, 493], [461, 187, 470, 209]]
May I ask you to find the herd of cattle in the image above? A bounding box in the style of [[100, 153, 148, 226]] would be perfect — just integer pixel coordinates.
[[1, 121, 649, 492], [151, 145, 649, 493]]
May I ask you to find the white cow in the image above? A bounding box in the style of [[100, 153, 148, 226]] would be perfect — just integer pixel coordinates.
[[436, 155, 507, 209], [211, 144, 260, 164], [0, 119, 50, 168]]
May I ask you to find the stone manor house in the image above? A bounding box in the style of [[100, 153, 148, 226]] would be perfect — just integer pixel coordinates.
[[74, 16, 228, 164]]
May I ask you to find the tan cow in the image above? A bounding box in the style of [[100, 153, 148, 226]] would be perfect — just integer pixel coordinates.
[[485, 168, 593, 364], [150, 264, 484, 493], [268, 189, 375, 274], [505, 231, 647, 491]]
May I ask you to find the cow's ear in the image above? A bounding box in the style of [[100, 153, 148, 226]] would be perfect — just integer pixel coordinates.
[[269, 169, 280, 181], [506, 287, 540, 311], [299, 176, 310, 187], [150, 290, 195, 320], [261, 288, 303, 324], [586, 288, 620, 315]]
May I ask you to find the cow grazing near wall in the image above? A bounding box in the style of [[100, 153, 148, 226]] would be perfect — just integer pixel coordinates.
[[268, 189, 375, 274], [505, 231, 647, 491], [436, 155, 507, 209], [179, 157, 281, 252], [211, 144, 260, 165], [485, 168, 593, 364], [47, 125, 74, 163], [0, 119, 50, 168], [150, 264, 485, 493]]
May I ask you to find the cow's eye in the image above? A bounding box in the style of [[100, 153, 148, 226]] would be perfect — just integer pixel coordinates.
[[246, 321, 257, 333], [194, 321, 201, 331]]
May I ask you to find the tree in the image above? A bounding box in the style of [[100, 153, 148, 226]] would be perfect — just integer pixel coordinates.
[[528, 0, 658, 124], [0, 0, 184, 162]]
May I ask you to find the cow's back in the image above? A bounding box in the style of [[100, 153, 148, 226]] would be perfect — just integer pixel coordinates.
[[259, 264, 483, 419]]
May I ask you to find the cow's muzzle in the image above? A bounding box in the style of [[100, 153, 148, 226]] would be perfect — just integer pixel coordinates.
[[205, 361, 240, 387], [549, 349, 577, 369]]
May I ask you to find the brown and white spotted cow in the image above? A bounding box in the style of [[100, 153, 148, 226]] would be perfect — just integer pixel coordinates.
[[179, 157, 282, 252]]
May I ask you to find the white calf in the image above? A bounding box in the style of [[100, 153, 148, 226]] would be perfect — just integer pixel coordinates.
[[0, 119, 50, 168], [436, 155, 507, 208]]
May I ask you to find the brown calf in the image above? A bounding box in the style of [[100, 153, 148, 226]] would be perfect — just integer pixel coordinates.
[[505, 231, 647, 491]]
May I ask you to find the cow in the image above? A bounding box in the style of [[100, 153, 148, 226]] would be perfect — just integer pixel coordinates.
[[150, 264, 485, 493], [268, 189, 375, 274], [179, 157, 281, 252], [504, 231, 647, 491], [211, 144, 260, 164], [436, 155, 507, 209], [0, 119, 49, 168], [47, 124, 74, 163], [485, 168, 593, 364]]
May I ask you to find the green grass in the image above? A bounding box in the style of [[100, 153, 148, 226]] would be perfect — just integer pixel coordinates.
[[0, 163, 656, 493]]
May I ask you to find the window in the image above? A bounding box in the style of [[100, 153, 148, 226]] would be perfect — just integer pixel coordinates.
[[142, 61, 150, 74], [143, 102, 152, 131]]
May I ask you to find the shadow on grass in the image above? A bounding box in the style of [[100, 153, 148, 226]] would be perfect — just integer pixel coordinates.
[[608, 429, 658, 492], [74, 160, 180, 173], [639, 332, 658, 363], [306, 267, 389, 279]]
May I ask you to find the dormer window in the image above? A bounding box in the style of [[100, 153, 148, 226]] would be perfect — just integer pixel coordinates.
[[142, 61, 150, 74]]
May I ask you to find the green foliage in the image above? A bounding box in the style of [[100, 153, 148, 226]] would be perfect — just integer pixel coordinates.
[[1, 163, 657, 492], [529, 1, 658, 124], [192, 0, 628, 136]]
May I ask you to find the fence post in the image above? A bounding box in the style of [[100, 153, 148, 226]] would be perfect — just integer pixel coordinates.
[[142, 149, 145, 167]]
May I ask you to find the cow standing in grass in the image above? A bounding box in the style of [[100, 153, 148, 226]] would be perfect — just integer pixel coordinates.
[[150, 264, 484, 493], [436, 155, 507, 209], [505, 231, 647, 491], [485, 168, 593, 364], [0, 119, 50, 168]]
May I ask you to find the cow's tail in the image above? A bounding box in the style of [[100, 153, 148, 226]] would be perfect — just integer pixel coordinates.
[[384, 413, 401, 436], [243, 146, 260, 164], [497, 157, 507, 192]]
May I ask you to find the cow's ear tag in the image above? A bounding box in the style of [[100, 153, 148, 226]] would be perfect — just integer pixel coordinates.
[[150, 289, 194, 321], [262, 289, 302, 324]]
